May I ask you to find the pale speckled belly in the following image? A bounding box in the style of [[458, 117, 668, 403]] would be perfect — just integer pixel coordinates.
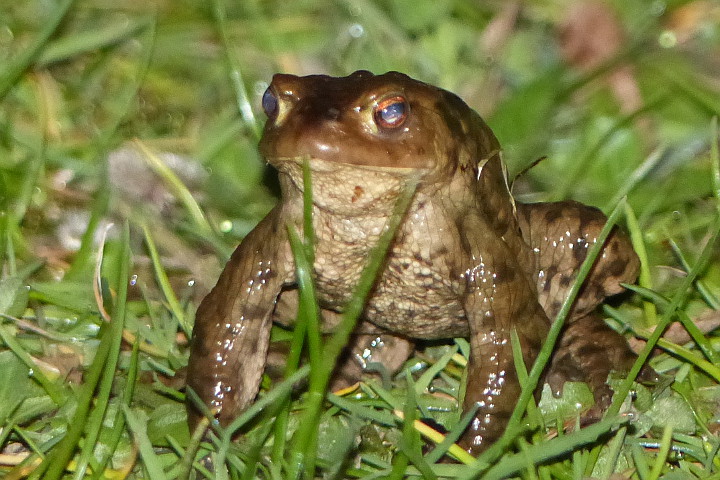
[[311, 197, 471, 339], [316, 249, 470, 339]]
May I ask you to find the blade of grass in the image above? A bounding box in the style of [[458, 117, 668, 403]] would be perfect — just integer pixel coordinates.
[[292, 158, 321, 381], [0, 0, 76, 101], [481, 417, 627, 480], [603, 146, 665, 212], [12, 129, 45, 226], [647, 424, 673, 480], [270, 306, 308, 467], [285, 224, 323, 478], [211, 0, 261, 141], [320, 175, 419, 370], [30, 222, 130, 480], [518, 440, 538, 480], [141, 222, 189, 336], [414, 345, 458, 396], [610, 224, 720, 414], [670, 236, 720, 315], [702, 439, 720, 470], [123, 406, 168, 480], [626, 325, 720, 382], [510, 329, 539, 425], [397, 372, 437, 480], [0, 407, 21, 447], [286, 176, 420, 479], [624, 202, 657, 326], [89, 335, 140, 480], [597, 425, 627, 480], [386, 449, 410, 480], [269, 304, 307, 465], [620, 284, 671, 307], [12, 426, 44, 462], [239, 421, 276, 480], [572, 448, 588, 480], [37, 19, 152, 66], [560, 39, 646, 97], [211, 451, 229, 480], [73, 242, 140, 480], [0, 319, 64, 405], [652, 65, 720, 117], [326, 393, 396, 426], [5, 438, 55, 480], [65, 185, 110, 281], [423, 406, 479, 465], [210, 365, 311, 474], [72, 245, 137, 479], [674, 307, 719, 365], [134, 140, 216, 241], [639, 433, 707, 460], [367, 380, 403, 411], [711, 117, 719, 207], [271, 157, 319, 466], [630, 442, 651, 480], [0, 211, 14, 275], [175, 417, 211, 480], [301, 157, 316, 262]]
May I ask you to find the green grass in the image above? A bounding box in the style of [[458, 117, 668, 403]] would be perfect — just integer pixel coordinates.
[[1, 0, 720, 478]]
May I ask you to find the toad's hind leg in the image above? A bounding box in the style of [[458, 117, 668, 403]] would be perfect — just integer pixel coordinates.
[[547, 314, 639, 409], [516, 200, 640, 321], [330, 332, 415, 391], [517, 200, 654, 410]]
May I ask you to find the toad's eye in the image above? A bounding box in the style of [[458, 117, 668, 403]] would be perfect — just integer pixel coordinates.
[[373, 96, 408, 129], [262, 88, 279, 120]]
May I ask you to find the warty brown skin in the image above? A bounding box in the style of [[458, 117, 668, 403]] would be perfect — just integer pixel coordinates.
[[186, 70, 641, 454]]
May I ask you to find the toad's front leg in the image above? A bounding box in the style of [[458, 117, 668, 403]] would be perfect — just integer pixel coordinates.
[[186, 208, 294, 430], [458, 217, 550, 454]]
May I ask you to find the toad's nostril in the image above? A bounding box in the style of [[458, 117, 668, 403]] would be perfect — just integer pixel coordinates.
[[326, 107, 340, 120]]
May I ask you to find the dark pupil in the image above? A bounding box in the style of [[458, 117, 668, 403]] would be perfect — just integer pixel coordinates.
[[262, 88, 278, 118], [380, 101, 405, 125]]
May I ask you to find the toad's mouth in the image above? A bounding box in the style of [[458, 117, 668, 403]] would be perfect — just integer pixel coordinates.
[[268, 154, 426, 174]]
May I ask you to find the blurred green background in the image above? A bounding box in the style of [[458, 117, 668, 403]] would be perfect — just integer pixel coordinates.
[[2, 0, 719, 262]]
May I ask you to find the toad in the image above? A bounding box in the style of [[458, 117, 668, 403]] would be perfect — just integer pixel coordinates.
[[186, 70, 642, 453]]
